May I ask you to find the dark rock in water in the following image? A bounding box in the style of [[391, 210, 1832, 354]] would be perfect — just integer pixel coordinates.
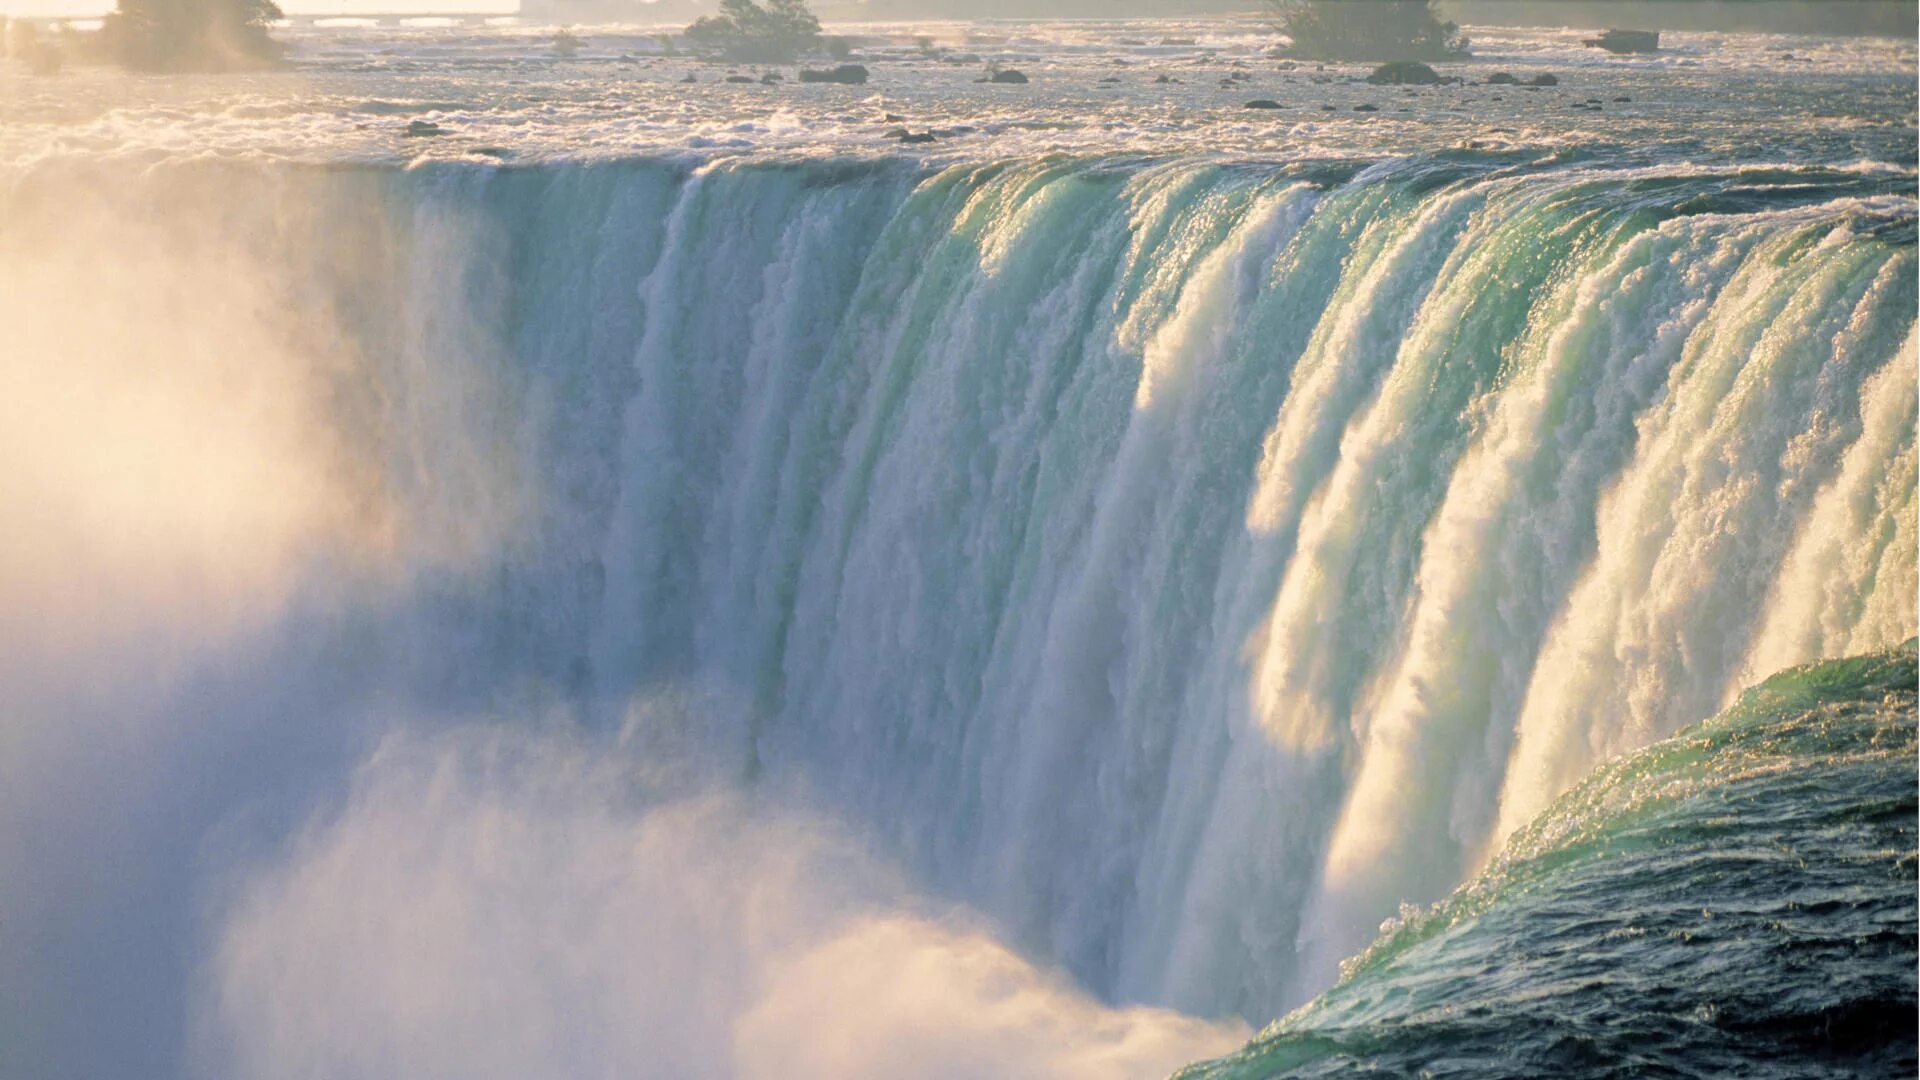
[[1353, 103, 1378, 112], [680, 73, 698, 83], [1613, 95, 1631, 102], [404, 120, 447, 137], [1244, 99, 1283, 110], [882, 112, 904, 121], [761, 72, 782, 83], [898, 131, 938, 145], [724, 75, 755, 83], [1366, 60, 1440, 86], [1319, 103, 1337, 111], [980, 68, 1029, 84], [1585, 28, 1659, 54], [1098, 76, 1121, 84], [1485, 71, 1519, 85], [1154, 74, 1176, 84], [1526, 73, 1559, 87], [799, 64, 869, 85]]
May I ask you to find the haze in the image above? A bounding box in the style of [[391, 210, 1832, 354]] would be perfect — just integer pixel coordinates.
[[4, 0, 1914, 38]]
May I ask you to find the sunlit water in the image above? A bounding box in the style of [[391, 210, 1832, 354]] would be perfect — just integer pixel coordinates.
[[0, 18, 1914, 1080], [3, 19, 1914, 163]]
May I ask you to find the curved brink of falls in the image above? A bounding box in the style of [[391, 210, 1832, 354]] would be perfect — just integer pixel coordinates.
[[4, 151, 1912, 1029]]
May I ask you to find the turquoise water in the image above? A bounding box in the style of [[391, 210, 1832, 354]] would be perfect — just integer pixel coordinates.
[[1185, 643, 1920, 1079]]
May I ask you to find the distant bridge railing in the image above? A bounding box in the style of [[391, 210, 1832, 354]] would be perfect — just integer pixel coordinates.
[[4, 11, 522, 28]]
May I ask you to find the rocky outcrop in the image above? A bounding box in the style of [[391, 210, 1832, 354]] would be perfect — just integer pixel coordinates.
[[1584, 29, 1659, 54], [798, 63, 868, 84], [1365, 60, 1440, 85]]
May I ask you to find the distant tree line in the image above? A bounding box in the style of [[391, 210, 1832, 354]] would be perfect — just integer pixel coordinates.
[[5, 0, 285, 72]]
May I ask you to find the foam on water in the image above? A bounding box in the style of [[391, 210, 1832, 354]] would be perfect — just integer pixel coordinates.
[[2, 20, 1913, 165]]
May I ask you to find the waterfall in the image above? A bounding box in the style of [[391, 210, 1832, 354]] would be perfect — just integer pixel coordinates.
[[2, 152, 1912, 1069]]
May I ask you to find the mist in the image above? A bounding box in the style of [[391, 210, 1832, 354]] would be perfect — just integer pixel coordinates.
[[206, 722, 1246, 1080], [0, 158, 1252, 1080]]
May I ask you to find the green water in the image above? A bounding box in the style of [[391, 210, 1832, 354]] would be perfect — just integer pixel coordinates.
[[1182, 643, 1919, 1079]]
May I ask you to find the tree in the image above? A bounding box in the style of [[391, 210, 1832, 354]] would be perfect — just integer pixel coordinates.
[[8, 19, 66, 74], [97, 0, 284, 70], [685, 0, 821, 63], [1265, 0, 1466, 61]]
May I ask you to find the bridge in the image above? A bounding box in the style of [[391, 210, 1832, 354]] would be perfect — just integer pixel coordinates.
[[279, 12, 517, 25], [7, 11, 517, 26]]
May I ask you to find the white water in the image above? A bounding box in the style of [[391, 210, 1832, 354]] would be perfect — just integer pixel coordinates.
[[1, 43, 1915, 1075]]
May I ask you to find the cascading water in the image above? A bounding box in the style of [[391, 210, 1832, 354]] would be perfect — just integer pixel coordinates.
[[2, 143, 1913, 1078], [475, 155, 1915, 1014]]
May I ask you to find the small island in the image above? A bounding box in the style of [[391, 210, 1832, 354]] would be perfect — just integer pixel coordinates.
[[1266, 0, 1467, 61], [685, 0, 821, 64], [96, 0, 285, 70]]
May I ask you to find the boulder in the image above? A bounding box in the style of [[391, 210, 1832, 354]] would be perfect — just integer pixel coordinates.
[[404, 119, 447, 137], [1365, 60, 1440, 86], [1244, 99, 1282, 109], [1485, 71, 1518, 85], [1584, 29, 1659, 54], [799, 64, 869, 85], [1526, 73, 1559, 87], [981, 68, 1029, 84], [1353, 103, 1378, 112]]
